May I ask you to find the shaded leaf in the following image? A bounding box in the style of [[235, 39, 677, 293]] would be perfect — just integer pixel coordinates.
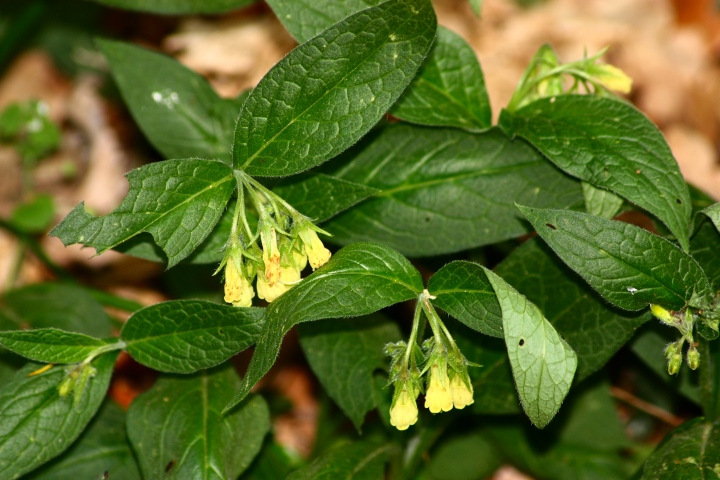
[[0, 353, 117, 479], [324, 124, 583, 256], [519, 206, 712, 311], [234, 0, 436, 176], [582, 182, 623, 219], [391, 26, 491, 130], [0, 328, 114, 364], [501, 96, 691, 250], [127, 365, 269, 480], [287, 441, 394, 480], [50, 159, 235, 268], [298, 314, 401, 430], [99, 39, 246, 164], [483, 267, 577, 428], [89, 1, 255, 18], [224, 243, 422, 412], [121, 300, 264, 373], [425, 432, 501, 480]]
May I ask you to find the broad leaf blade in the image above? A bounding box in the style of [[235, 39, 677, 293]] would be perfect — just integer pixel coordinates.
[[99, 39, 246, 164], [391, 26, 491, 130], [0, 353, 117, 479], [427, 260, 503, 338], [121, 300, 264, 373], [641, 417, 720, 479], [224, 242, 422, 412], [483, 267, 577, 428], [127, 366, 269, 480], [500, 96, 692, 250], [234, 0, 437, 176], [273, 173, 379, 222], [287, 441, 394, 480], [298, 314, 401, 430], [50, 159, 235, 267], [0, 329, 112, 364], [27, 401, 140, 480], [519, 206, 712, 311], [324, 124, 583, 256], [582, 182, 623, 219], [88, 0, 254, 14]]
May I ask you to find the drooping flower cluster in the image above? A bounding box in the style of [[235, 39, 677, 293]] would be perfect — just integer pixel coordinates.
[[386, 290, 476, 431], [650, 304, 700, 374], [219, 171, 331, 307]]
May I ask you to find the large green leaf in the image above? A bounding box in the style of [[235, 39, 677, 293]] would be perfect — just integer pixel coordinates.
[[233, 0, 436, 176], [223, 242, 422, 413], [424, 432, 501, 480], [0, 329, 115, 364], [0, 283, 112, 337], [121, 300, 264, 373], [324, 125, 583, 256], [640, 417, 720, 479], [273, 173, 379, 222], [298, 314, 401, 430], [0, 353, 116, 479], [519, 206, 712, 311], [27, 401, 140, 480], [99, 39, 246, 164], [391, 26, 491, 130], [427, 260, 502, 338], [50, 159, 235, 267], [501, 96, 692, 250], [88, 0, 254, 16], [483, 267, 578, 428], [287, 441, 394, 480], [690, 219, 720, 292], [127, 366, 269, 480]]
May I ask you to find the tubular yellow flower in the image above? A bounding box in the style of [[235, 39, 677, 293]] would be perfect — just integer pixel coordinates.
[[425, 365, 453, 413], [257, 271, 290, 302], [593, 64, 632, 94], [299, 228, 331, 270], [224, 259, 254, 307], [449, 374, 474, 409], [390, 385, 418, 431], [261, 228, 281, 285]]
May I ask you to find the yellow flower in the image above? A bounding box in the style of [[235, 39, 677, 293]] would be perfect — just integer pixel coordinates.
[[224, 259, 254, 307], [257, 271, 290, 302], [449, 374, 474, 409], [650, 304, 674, 325], [261, 228, 281, 285], [299, 228, 331, 270], [390, 385, 418, 431], [425, 365, 453, 413], [593, 64, 632, 94]]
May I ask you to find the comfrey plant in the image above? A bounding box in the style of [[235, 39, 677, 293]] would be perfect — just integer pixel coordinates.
[[1, 0, 720, 479]]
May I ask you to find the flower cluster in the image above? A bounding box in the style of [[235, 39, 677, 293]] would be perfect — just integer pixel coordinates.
[[650, 304, 700, 374], [386, 290, 476, 431], [219, 171, 331, 307]]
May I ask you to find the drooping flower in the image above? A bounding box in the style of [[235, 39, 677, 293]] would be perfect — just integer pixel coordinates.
[[390, 383, 419, 431], [298, 226, 331, 270], [590, 64, 632, 94], [224, 257, 254, 307], [425, 364, 453, 413], [256, 270, 290, 302], [260, 227, 281, 285], [449, 373, 474, 409]]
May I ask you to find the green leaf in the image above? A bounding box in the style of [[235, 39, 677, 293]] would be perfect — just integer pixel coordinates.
[[701, 202, 720, 235], [391, 26, 491, 130], [324, 124, 583, 257], [582, 182, 623, 219], [483, 267, 578, 428], [640, 417, 720, 479], [427, 260, 502, 338], [88, 0, 254, 16], [0, 328, 115, 364], [496, 238, 651, 381], [50, 159, 235, 268], [0, 283, 112, 337], [500, 95, 692, 250], [298, 314, 401, 431], [273, 173, 379, 222], [468, 0, 482, 16], [121, 300, 264, 373], [224, 242, 422, 413], [424, 432, 501, 480], [0, 353, 116, 479], [287, 441, 394, 480], [27, 400, 140, 480], [234, 0, 436, 176], [127, 365, 269, 480], [99, 39, 246, 164], [11, 194, 54, 233], [518, 205, 712, 311]]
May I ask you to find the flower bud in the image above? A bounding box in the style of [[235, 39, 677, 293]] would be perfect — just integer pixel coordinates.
[[449, 373, 474, 409], [591, 64, 632, 94], [425, 365, 453, 413], [687, 346, 700, 370], [224, 258, 254, 307], [257, 271, 290, 303], [390, 384, 418, 431], [667, 352, 683, 375], [650, 304, 674, 325], [299, 227, 331, 270], [664, 340, 682, 360]]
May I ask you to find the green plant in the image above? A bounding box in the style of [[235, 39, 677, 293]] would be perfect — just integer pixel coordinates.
[[1, 0, 719, 479]]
